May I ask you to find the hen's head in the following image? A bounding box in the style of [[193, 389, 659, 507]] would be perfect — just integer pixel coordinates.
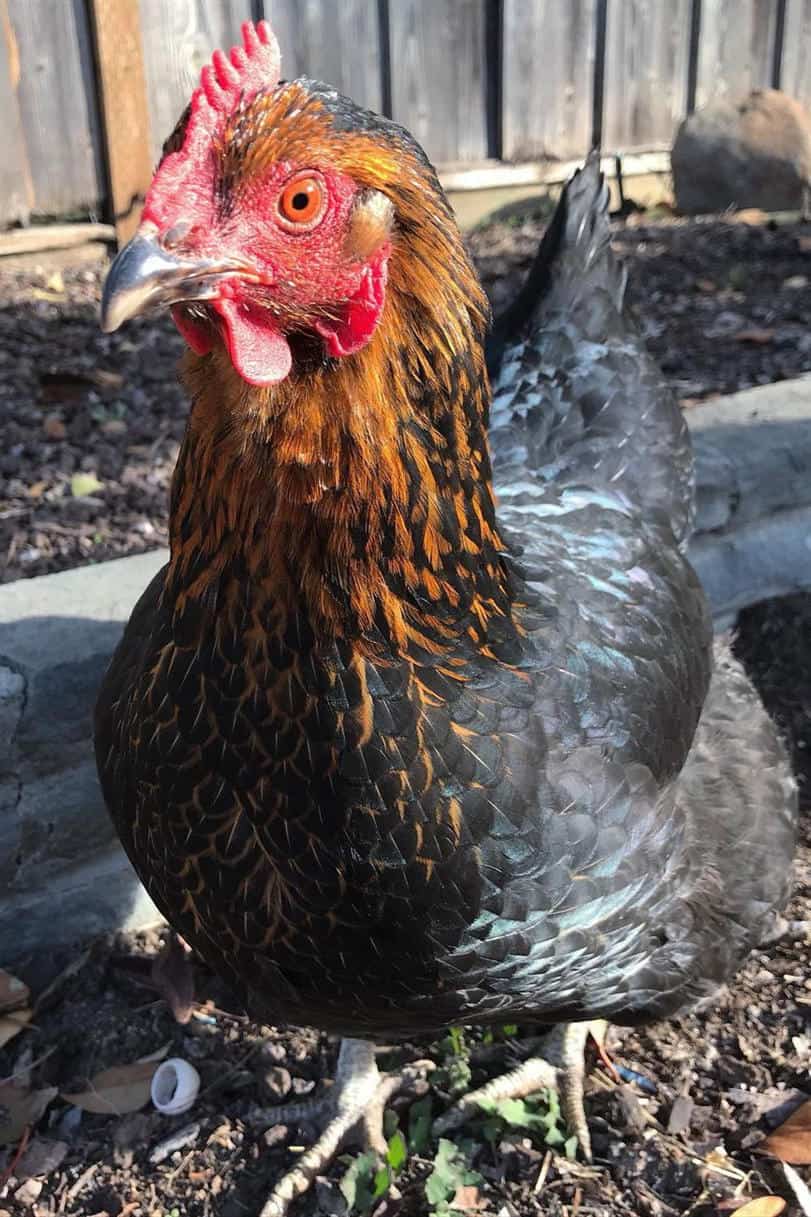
[[102, 20, 466, 388]]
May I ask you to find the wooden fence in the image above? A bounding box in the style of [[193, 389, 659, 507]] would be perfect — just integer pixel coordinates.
[[2, 0, 811, 229]]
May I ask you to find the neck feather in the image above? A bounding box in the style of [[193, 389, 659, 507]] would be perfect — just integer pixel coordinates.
[[166, 213, 516, 654]]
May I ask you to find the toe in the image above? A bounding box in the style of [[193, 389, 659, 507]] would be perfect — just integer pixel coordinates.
[[434, 1055, 559, 1135]]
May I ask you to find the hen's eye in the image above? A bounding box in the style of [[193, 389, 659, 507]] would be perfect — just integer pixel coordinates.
[[277, 175, 327, 230]]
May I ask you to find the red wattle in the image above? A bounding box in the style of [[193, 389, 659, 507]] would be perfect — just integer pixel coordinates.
[[214, 297, 292, 386], [315, 250, 389, 358]]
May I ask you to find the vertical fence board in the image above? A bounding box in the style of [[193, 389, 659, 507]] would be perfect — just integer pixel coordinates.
[[695, 0, 777, 107], [603, 0, 692, 149], [0, 0, 805, 225], [89, 0, 153, 244], [0, 0, 33, 225], [270, 0, 382, 114], [503, 0, 597, 161], [139, 0, 252, 161], [783, 0, 811, 105], [388, 0, 488, 164], [6, 0, 103, 215]]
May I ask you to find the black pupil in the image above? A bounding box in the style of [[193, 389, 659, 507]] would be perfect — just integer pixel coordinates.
[[291, 191, 310, 211]]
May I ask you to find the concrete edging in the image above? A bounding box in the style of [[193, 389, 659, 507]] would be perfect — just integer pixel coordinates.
[[687, 376, 811, 625]]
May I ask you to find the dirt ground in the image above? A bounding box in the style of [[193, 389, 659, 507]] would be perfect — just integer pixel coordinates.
[[0, 207, 810, 1217]]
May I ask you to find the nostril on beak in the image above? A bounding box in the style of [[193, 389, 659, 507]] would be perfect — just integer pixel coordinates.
[[162, 221, 192, 250]]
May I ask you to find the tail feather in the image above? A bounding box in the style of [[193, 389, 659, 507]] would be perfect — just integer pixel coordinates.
[[487, 152, 695, 547], [486, 152, 621, 376]]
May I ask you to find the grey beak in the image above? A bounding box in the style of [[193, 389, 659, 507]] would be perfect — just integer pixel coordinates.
[[100, 230, 248, 332]]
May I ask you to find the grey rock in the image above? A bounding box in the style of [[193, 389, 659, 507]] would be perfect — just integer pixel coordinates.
[[263, 1066, 292, 1101], [672, 89, 811, 214], [15, 1138, 68, 1181]]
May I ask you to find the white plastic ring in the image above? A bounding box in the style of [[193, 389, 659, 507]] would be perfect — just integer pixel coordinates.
[[150, 1058, 201, 1116]]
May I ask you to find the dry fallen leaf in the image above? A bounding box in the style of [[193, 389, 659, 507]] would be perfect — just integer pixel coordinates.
[[70, 472, 103, 498], [761, 1097, 811, 1164], [0, 1009, 33, 1050], [0, 1084, 58, 1145], [451, 1184, 486, 1211], [734, 327, 775, 345], [62, 1060, 159, 1116], [729, 1196, 786, 1216]]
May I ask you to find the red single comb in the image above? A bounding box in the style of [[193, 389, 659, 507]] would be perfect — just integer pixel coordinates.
[[142, 20, 282, 230], [197, 20, 281, 119]]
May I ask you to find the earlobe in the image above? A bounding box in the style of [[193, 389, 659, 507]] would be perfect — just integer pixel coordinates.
[[315, 246, 390, 359], [343, 190, 395, 261]]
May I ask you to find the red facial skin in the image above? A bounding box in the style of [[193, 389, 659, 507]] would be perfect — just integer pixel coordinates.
[[145, 150, 390, 387]]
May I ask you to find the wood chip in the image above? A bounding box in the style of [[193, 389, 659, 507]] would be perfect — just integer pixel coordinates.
[[667, 1095, 694, 1135], [617, 1083, 649, 1133], [734, 327, 775, 345]]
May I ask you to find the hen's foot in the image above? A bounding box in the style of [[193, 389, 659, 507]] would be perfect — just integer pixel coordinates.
[[433, 1019, 608, 1161], [257, 1038, 433, 1217]]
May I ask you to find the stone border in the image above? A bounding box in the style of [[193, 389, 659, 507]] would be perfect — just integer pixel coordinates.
[[1, 379, 810, 956], [688, 376, 811, 625]]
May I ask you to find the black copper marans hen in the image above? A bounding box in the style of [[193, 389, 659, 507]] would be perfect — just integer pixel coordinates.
[[96, 20, 797, 1215]]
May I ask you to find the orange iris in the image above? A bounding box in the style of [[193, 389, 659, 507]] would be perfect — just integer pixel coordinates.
[[277, 175, 326, 229]]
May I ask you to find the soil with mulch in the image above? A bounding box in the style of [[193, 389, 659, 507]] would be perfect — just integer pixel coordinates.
[[0, 208, 810, 1217]]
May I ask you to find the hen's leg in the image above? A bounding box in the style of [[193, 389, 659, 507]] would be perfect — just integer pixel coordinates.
[[434, 1020, 608, 1161], [258, 1038, 432, 1217]]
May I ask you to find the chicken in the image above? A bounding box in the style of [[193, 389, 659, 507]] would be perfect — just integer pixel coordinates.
[[96, 19, 798, 1216]]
